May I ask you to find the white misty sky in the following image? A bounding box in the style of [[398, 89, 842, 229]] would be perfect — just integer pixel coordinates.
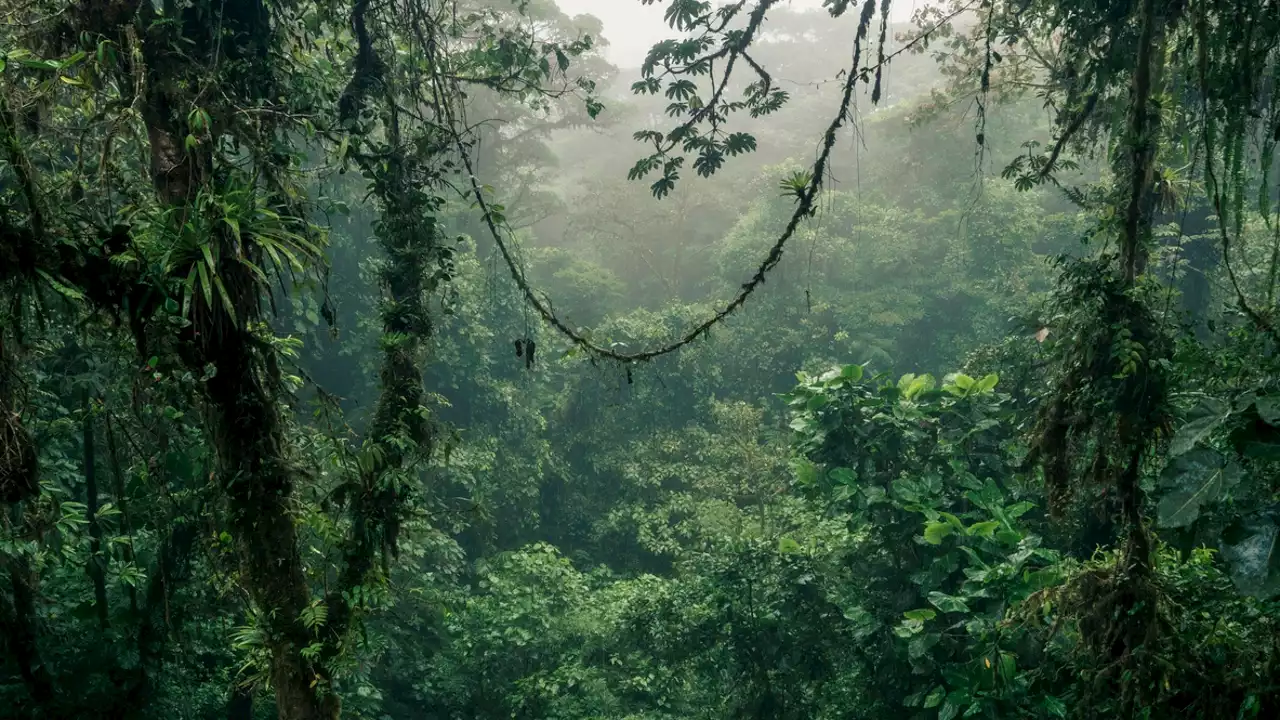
[[554, 0, 926, 66]]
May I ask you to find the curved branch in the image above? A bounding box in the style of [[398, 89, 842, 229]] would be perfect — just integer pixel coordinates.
[[1038, 90, 1099, 179]]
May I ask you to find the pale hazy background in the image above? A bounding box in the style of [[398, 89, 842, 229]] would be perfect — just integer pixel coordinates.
[[554, 0, 925, 66]]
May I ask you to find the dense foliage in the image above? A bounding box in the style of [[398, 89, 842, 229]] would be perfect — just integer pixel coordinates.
[[2, 0, 1280, 718]]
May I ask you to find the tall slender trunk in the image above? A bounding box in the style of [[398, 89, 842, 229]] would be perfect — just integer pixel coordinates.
[[321, 2, 436, 665], [1117, 0, 1169, 574], [1, 334, 39, 505], [1, 509, 56, 709], [104, 409, 138, 614], [1121, 0, 1165, 286], [200, 334, 334, 719], [82, 394, 109, 629], [1, 333, 52, 709], [128, 518, 197, 710]]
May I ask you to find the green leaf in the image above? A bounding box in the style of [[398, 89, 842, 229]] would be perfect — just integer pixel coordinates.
[[862, 485, 888, 505], [903, 373, 936, 399], [923, 521, 954, 545], [260, 239, 285, 271], [1156, 448, 1242, 528], [903, 608, 937, 621], [999, 651, 1016, 679], [196, 261, 213, 309], [182, 265, 197, 317], [1255, 396, 1280, 426], [894, 618, 925, 637], [1169, 397, 1231, 455], [1005, 501, 1035, 518], [908, 633, 939, 660], [778, 536, 801, 554], [975, 373, 999, 393], [199, 241, 217, 272], [35, 269, 85, 300], [939, 699, 959, 720], [212, 274, 238, 328], [1220, 514, 1280, 599], [924, 685, 945, 709], [1041, 696, 1068, 718], [940, 512, 965, 532], [927, 591, 970, 614], [17, 58, 59, 71], [723, 132, 757, 156], [995, 529, 1023, 545], [966, 520, 1000, 539], [793, 460, 819, 487]]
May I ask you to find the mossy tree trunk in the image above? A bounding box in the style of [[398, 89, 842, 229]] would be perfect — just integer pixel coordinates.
[[140, 106, 334, 720], [120, 0, 337, 715], [81, 393, 110, 629]]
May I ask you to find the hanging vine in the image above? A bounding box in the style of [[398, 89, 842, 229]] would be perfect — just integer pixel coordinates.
[[465, 0, 979, 365]]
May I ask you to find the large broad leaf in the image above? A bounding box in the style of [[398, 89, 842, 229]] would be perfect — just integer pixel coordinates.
[[923, 685, 945, 708], [1254, 396, 1280, 426], [974, 373, 999, 393], [923, 521, 954, 545], [1220, 513, 1280, 599], [1156, 448, 1242, 528], [899, 372, 935, 400], [1169, 397, 1232, 456], [926, 591, 970, 614]]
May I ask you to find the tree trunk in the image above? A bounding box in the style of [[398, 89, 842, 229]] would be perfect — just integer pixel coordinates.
[[82, 394, 110, 629], [1116, 0, 1169, 574], [227, 682, 256, 720], [200, 338, 336, 719], [99, 514, 198, 720], [110, 0, 341, 709], [0, 334, 39, 505], [0, 514, 56, 709], [104, 409, 138, 614]]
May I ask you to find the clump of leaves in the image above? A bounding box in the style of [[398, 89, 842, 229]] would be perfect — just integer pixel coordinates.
[[1015, 546, 1279, 718]]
